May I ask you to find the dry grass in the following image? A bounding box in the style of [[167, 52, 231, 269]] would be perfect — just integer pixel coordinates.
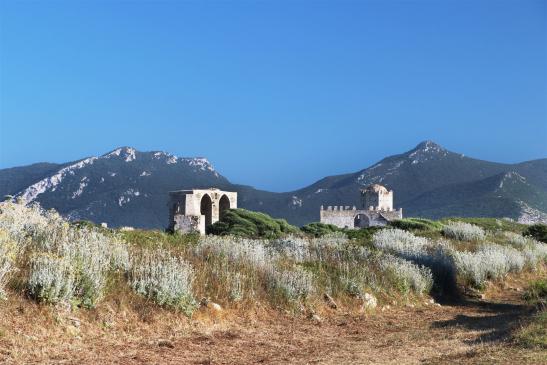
[[1, 270, 546, 365], [1, 203, 546, 364]]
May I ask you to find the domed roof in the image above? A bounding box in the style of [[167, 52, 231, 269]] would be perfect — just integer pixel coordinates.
[[362, 184, 389, 193]]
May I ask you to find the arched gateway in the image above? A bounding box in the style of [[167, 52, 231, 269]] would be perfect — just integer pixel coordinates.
[[168, 188, 238, 235]]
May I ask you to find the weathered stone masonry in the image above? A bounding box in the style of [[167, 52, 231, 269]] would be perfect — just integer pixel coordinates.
[[320, 184, 402, 228], [168, 188, 237, 235]]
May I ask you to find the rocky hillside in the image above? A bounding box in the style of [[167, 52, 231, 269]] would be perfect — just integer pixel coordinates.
[[1, 142, 546, 228], [281, 141, 547, 225], [1, 148, 237, 228]]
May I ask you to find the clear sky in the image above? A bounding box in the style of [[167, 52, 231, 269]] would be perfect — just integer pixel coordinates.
[[0, 0, 546, 192]]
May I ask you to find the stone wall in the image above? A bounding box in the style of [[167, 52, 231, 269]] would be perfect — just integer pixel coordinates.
[[172, 214, 203, 234], [168, 188, 237, 234], [320, 205, 403, 229], [319, 206, 358, 229], [364, 189, 393, 211]]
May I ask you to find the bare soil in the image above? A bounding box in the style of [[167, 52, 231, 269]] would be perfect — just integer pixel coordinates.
[[1, 274, 545, 365]]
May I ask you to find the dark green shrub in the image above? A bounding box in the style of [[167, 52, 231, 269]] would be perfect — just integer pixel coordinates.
[[208, 209, 300, 239], [71, 220, 99, 229], [344, 226, 383, 241], [523, 224, 547, 243], [300, 223, 383, 246], [389, 218, 443, 231], [301, 222, 341, 237]]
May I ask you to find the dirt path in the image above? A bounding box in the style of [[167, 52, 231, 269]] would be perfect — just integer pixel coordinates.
[[1, 284, 545, 364]]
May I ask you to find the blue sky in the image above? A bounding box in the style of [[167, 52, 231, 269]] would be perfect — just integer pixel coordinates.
[[0, 0, 545, 192]]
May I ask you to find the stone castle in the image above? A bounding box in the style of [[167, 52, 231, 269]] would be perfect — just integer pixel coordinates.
[[320, 184, 402, 228], [168, 188, 237, 235]]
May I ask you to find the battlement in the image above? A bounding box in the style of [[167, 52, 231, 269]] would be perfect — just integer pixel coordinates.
[[319, 184, 402, 229], [320, 205, 357, 211], [320, 205, 402, 213]]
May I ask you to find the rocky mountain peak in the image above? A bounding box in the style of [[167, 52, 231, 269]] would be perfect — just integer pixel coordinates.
[[405, 140, 448, 164], [413, 140, 445, 153], [103, 147, 137, 162]]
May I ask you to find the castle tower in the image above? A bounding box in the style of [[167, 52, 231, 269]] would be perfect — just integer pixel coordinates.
[[361, 184, 393, 211]]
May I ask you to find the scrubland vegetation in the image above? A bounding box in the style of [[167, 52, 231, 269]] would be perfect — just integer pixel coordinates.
[[1, 201, 546, 363], [1, 201, 546, 315]]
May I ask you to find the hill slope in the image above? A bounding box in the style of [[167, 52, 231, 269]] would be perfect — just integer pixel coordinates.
[[2, 142, 546, 227], [280, 141, 547, 225]]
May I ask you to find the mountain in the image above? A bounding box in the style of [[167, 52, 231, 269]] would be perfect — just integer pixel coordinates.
[[1, 148, 237, 228], [0, 162, 66, 197], [268, 141, 547, 225], [2, 142, 546, 228]]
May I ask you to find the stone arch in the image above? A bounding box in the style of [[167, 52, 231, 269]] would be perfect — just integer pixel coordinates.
[[200, 194, 213, 228], [354, 214, 370, 228], [219, 194, 230, 218]]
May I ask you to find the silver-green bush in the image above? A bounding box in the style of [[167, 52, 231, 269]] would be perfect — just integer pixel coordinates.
[[379, 254, 433, 295], [443, 222, 485, 241], [28, 253, 74, 304], [266, 266, 315, 302], [129, 249, 197, 315]]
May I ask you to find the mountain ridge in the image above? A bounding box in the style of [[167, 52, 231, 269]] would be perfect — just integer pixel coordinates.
[[2, 141, 546, 228]]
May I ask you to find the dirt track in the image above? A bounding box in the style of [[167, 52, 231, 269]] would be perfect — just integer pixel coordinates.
[[1, 280, 546, 365]]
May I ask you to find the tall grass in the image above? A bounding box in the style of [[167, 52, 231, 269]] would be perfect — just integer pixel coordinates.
[[0, 230, 18, 299], [266, 266, 315, 303], [1, 200, 546, 314], [0, 201, 129, 307]]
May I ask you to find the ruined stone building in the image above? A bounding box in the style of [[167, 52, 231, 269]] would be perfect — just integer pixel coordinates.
[[320, 184, 402, 228], [168, 188, 237, 234]]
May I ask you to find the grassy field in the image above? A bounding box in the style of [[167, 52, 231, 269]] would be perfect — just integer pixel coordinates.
[[0, 201, 546, 364]]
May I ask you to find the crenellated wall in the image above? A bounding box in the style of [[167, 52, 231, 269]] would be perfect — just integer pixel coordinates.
[[319, 184, 402, 229], [320, 205, 402, 229]]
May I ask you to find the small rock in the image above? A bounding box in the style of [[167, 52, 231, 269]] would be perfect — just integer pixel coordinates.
[[310, 314, 322, 324], [323, 293, 338, 309], [66, 325, 80, 337], [209, 302, 222, 312], [434, 303, 441, 307], [381, 305, 391, 312], [157, 339, 174, 348], [465, 288, 484, 299], [200, 298, 222, 312], [55, 302, 72, 314], [67, 316, 81, 328], [428, 299, 435, 304], [361, 293, 377, 310]]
